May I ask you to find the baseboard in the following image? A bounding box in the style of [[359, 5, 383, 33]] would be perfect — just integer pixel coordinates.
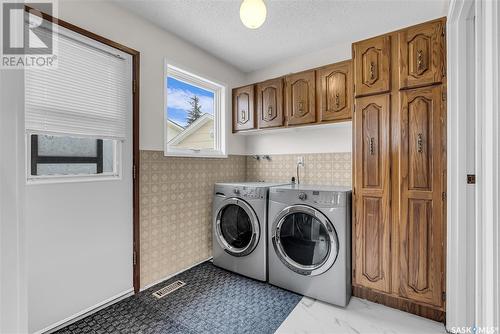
[[35, 288, 134, 334], [352, 285, 446, 323], [140, 257, 213, 292]]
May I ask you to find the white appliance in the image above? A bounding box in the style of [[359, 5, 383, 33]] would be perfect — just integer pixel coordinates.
[[268, 185, 352, 307], [212, 182, 288, 281]]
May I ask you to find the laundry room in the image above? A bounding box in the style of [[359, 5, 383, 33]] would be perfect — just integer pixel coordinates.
[[1, 1, 499, 334]]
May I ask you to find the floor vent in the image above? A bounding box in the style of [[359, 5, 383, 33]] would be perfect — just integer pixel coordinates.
[[152, 280, 186, 299]]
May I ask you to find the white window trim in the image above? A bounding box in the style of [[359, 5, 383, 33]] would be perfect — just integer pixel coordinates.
[[164, 61, 227, 158]]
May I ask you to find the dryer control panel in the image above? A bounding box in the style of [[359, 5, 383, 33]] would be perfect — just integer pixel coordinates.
[[270, 186, 351, 208], [295, 190, 342, 206], [314, 191, 343, 206]]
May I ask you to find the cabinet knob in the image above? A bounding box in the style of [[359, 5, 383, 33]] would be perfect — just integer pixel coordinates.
[[417, 50, 424, 71], [417, 133, 423, 153], [298, 101, 305, 114], [369, 62, 375, 80]]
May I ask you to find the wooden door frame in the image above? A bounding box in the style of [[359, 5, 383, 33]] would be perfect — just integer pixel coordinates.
[[25, 6, 142, 293]]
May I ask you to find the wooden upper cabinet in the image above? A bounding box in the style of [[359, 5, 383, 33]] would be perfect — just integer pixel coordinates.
[[399, 20, 445, 89], [256, 78, 284, 129], [353, 35, 391, 97], [232, 85, 255, 132], [353, 94, 391, 293], [399, 85, 445, 307], [316, 60, 353, 122], [285, 70, 316, 126]]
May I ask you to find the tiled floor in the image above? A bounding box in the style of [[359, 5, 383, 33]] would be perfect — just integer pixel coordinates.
[[277, 296, 447, 334], [54, 262, 301, 334], [53, 261, 447, 334]]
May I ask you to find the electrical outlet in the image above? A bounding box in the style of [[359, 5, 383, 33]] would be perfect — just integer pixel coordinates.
[[297, 156, 304, 165]]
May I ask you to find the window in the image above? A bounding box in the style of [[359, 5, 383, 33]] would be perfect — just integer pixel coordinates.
[[25, 22, 130, 182], [29, 134, 118, 177], [164, 63, 226, 157]]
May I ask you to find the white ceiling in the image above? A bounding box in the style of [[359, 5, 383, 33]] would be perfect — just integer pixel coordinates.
[[116, 0, 448, 73]]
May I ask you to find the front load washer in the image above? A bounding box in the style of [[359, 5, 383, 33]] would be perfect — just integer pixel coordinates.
[[268, 185, 352, 307], [213, 182, 287, 281]]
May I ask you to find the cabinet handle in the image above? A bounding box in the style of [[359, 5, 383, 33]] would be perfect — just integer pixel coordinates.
[[267, 106, 273, 117], [298, 100, 305, 114], [417, 133, 423, 153], [417, 50, 424, 71], [369, 137, 375, 155], [335, 92, 340, 109], [241, 110, 246, 121], [369, 62, 375, 80]]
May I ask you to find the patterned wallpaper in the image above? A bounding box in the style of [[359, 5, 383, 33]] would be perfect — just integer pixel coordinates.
[[246, 153, 352, 187], [139, 151, 351, 288], [139, 151, 246, 288]]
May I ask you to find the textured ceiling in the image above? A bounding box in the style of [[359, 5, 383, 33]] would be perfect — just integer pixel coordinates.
[[116, 0, 448, 73]]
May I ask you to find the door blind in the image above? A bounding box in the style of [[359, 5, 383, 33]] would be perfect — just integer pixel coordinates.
[[25, 26, 130, 140]]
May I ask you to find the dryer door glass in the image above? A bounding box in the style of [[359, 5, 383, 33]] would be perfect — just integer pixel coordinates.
[[279, 213, 329, 266], [219, 204, 253, 249], [273, 205, 339, 276]]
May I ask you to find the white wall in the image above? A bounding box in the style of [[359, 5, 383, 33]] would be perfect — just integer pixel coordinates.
[[243, 122, 352, 155], [0, 69, 28, 334], [245, 44, 351, 84], [242, 44, 353, 155], [56, 0, 247, 154]]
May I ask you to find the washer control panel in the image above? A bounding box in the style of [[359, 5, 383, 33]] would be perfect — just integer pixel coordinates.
[[233, 187, 264, 199]]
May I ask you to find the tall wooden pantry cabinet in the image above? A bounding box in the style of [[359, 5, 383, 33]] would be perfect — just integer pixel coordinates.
[[352, 18, 447, 322]]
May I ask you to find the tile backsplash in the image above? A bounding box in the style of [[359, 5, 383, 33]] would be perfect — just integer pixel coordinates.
[[139, 151, 246, 288], [246, 152, 352, 187], [139, 151, 351, 288]]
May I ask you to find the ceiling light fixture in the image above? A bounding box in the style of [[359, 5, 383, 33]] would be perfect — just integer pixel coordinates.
[[240, 0, 267, 29]]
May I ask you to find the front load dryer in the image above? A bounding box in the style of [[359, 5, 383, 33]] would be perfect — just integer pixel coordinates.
[[268, 185, 352, 307], [212, 182, 287, 281]]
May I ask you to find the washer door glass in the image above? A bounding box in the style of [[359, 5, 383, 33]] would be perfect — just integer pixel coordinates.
[[279, 212, 329, 266], [219, 204, 253, 249]]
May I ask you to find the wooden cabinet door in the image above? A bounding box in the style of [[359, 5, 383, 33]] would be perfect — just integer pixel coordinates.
[[232, 85, 255, 132], [353, 35, 391, 97], [316, 60, 353, 122], [399, 20, 445, 89], [353, 94, 391, 293], [285, 70, 316, 125], [256, 78, 284, 128], [399, 85, 445, 307]]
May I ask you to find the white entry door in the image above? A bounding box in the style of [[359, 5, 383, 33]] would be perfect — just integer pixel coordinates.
[[23, 22, 134, 333]]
